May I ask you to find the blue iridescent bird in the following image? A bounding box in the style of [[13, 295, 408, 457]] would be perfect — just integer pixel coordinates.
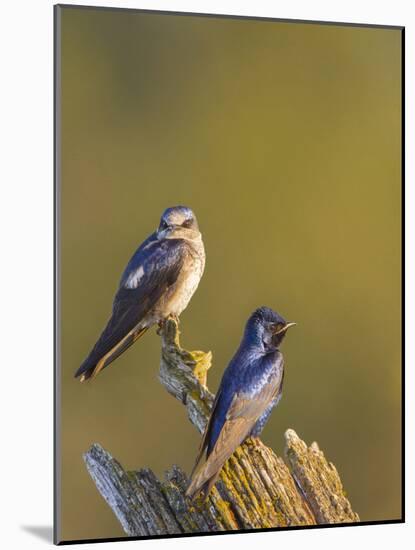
[[75, 206, 205, 382], [186, 307, 295, 499]]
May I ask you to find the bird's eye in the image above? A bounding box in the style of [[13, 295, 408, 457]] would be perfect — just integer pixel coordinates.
[[182, 218, 193, 228], [160, 220, 168, 230]]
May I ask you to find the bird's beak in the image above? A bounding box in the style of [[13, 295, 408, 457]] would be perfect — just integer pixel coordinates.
[[274, 322, 296, 335]]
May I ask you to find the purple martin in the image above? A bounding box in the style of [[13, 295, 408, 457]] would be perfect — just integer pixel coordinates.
[[186, 307, 295, 500], [75, 206, 205, 382]]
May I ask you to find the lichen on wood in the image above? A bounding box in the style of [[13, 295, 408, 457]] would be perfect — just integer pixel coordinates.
[[83, 318, 359, 536]]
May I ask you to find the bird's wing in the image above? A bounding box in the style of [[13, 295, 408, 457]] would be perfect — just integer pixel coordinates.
[[186, 360, 283, 498], [75, 238, 189, 380], [189, 388, 222, 478], [204, 379, 281, 472]]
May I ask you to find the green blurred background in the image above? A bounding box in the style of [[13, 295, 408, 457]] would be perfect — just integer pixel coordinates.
[[58, 6, 402, 541]]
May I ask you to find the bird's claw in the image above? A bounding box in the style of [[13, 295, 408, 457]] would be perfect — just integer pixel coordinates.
[[170, 314, 180, 325]]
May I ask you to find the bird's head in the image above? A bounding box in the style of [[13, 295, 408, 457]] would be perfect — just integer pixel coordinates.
[[244, 306, 296, 351], [157, 206, 200, 241]]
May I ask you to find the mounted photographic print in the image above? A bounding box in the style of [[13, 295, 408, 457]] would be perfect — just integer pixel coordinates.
[[54, 4, 404, 545]]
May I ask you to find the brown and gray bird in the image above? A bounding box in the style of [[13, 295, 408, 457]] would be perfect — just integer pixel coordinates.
[[186, 307, 295, 500], [75, 206, 205, 382]]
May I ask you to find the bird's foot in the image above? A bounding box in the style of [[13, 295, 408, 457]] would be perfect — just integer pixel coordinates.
[[158, 314, 180, 336], [245, 436, 262, 450], [170, 313, 180, 326], [156, 320, 164, 336]]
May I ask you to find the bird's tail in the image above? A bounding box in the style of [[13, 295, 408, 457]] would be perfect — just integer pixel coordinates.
[[75, 326, 148, 382], [185, 462, 221, 501]]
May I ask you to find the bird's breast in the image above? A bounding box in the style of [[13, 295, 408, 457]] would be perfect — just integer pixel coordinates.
[[238, 350, 283, 395], [164, 241, 205, 317]]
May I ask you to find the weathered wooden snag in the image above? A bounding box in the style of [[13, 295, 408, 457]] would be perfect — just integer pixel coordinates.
[[84, 318, 359, 536]]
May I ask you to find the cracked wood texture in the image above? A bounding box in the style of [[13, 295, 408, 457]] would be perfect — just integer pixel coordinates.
[[83, 318, 359, 536]]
